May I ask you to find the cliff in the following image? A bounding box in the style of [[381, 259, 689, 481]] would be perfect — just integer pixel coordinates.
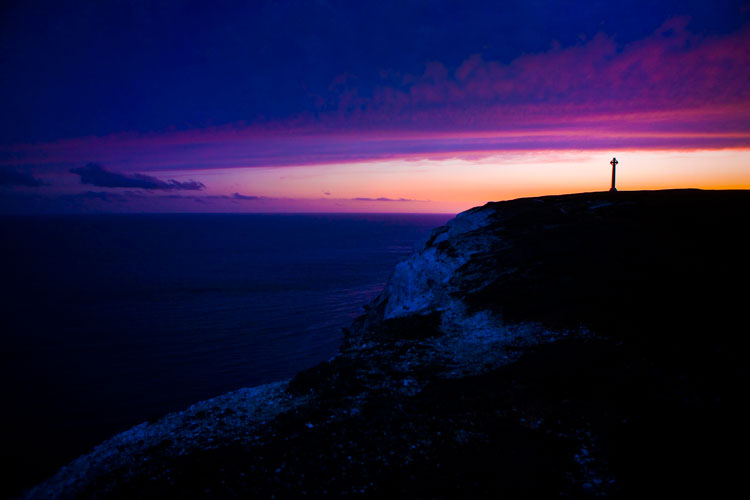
[[24, 189, 749, 499]]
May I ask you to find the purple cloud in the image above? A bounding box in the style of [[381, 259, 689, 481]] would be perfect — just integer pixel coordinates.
[[232, 193, 261, 201], [3, 18, 748, 178], [0, 168, 44, 187], [70, 163, 205, 190], [352, 197, 416, 202], [60, 191, 129, 202]]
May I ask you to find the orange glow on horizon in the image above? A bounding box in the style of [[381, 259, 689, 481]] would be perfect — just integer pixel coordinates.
[[145, 148, 749, 213]]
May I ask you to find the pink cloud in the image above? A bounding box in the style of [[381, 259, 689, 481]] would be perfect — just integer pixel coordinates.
[[346, 17, 750, 131], [2, 18, 749, 174]]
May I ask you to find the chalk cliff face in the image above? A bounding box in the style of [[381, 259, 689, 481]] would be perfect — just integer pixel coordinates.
[[25, 190, 750, 499], [347, 200, 565, 379]]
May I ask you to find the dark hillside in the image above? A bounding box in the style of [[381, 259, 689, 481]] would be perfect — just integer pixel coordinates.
[[25, 190, 750, 499]]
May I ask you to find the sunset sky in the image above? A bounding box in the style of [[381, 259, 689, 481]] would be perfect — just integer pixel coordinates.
[[1, 0, 749, 213]]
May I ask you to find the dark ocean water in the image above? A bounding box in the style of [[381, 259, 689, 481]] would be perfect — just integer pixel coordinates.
[[0, 212, 453, 496]]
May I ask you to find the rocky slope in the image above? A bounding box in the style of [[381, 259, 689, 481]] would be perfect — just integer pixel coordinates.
[[23, 190, 749, 499]]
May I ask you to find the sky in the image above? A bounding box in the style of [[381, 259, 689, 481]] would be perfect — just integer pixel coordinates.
[[1, 0, 749, 214]]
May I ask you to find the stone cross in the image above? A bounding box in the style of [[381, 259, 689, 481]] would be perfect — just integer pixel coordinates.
[[609, 157, 618, 192]]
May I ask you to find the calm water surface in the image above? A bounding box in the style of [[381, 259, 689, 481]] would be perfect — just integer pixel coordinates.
[[0, 212, 452, 495]]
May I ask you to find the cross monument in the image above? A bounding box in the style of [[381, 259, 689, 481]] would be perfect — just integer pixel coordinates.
[[609, 157, 618, 192]]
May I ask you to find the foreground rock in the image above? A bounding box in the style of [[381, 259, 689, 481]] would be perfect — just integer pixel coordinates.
[[25, 190, 749, 499]]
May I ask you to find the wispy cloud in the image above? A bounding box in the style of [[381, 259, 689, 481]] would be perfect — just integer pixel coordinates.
[[69, 163, 205, 190], [0, 168, 44, 187], [351, 197, 417, 202], [2, 18, 748, 176], [323, 17, 750, 140], [232, 192, 261, 200], [59, 191, 129, 202]]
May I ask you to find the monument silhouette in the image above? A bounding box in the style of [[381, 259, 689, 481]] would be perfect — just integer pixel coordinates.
[[610, 157, 618, 192]]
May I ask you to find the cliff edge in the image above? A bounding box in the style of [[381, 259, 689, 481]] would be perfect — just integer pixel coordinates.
[[24, 190, 750, 499]]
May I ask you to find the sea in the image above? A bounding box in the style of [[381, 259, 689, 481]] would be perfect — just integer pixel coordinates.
[[0, 212, 453, 496]]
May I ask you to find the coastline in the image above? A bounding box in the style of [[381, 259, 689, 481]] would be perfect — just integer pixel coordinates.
[[23, 189, 750, 499]]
